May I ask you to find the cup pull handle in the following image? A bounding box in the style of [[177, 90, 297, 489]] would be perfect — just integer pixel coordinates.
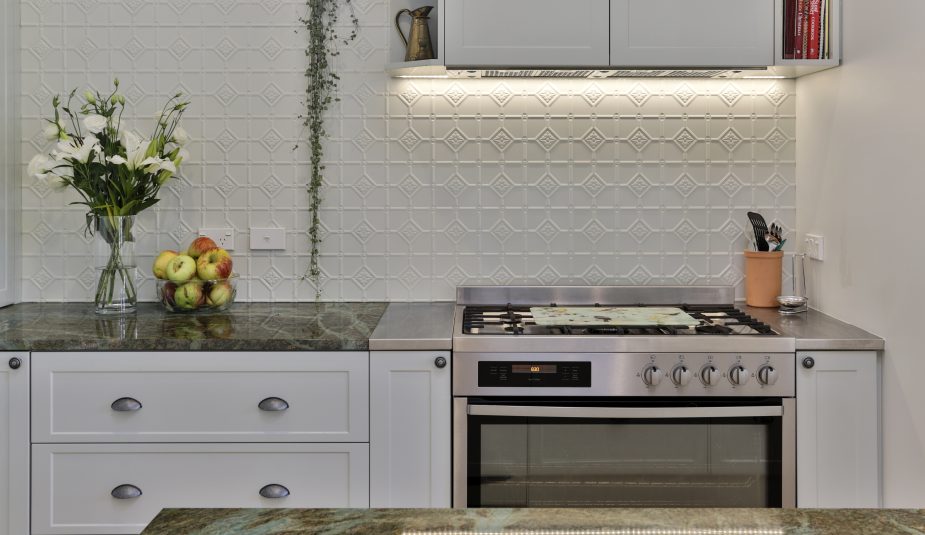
[[258, 397, 290, 412], [259, 484, 290, 499], [111, 397, 142, 412], [111, 484, 143, 500]]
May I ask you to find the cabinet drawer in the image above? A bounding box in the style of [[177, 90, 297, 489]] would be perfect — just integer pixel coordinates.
[[32, 443, 370, 535], [31, 352, 368, 443]]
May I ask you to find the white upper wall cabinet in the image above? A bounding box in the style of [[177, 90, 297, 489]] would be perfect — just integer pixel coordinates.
[[444, 0, 610, 67], [610, 0, 775, 67]]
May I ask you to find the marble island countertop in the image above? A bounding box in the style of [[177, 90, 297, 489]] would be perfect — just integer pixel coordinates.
[[142, 508, 925, 535], [0, 302, 388, 351]]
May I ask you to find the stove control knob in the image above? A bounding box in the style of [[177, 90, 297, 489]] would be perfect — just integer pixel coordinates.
[[670, 365, 692, 386], [757, 365, 779, 386], [641, 366, 664, 387], [699, 365, 718, 386], [729, 365, 750, 386]]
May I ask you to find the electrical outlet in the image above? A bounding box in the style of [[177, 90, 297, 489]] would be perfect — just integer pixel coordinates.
[[250, 228, 286, 250], [804, 234, 825, 261], [198, 228, 235, 251]]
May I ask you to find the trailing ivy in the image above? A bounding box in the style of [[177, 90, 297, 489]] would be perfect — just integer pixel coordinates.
[[299, 0, 358, 294]]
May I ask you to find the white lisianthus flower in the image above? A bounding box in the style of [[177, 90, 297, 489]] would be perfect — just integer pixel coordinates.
[[171, 126, 190, 146], [41, 119, 67, 141], [107, 155, 127, 166], [27, 154, 53, 179], [82, 114, 108, 134]]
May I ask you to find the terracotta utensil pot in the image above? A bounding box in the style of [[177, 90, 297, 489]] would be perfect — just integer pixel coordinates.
[[744, 250, 783, 308]]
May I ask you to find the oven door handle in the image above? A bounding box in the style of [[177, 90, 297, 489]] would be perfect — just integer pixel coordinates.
[[467, 404, 784, 419]]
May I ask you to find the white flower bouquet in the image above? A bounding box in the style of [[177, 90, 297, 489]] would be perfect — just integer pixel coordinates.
[[28, 78, 191, 313]]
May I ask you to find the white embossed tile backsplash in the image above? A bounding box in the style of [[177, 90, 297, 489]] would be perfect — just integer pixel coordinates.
[[19, 0, 795, 302]]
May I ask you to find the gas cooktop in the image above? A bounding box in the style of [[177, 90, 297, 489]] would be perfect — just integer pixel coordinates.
[[462, 304, 778, 337], [453, 286, 796, 354]]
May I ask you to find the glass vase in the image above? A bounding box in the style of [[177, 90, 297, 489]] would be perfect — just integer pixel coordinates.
[[93, 215, 138, 315]]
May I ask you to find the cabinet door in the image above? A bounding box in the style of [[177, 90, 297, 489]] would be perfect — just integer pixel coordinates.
[[611, 0, 774, 67], [0, 353, 29, 535], [445, 0, 610, 67], [797, 351, 880, 507], [32, 443, 369, 535], [370, 351, 451, 507]]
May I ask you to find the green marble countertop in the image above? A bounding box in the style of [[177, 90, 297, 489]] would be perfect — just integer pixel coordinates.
[[142, 508, 925, 535], [0, 302, 387, 351]]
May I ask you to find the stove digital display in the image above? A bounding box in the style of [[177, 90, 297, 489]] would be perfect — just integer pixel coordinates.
[[511, 364, 557, 374], [479, 361, 591, 387]]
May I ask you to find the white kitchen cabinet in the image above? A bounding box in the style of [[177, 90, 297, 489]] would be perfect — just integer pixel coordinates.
[[32, 442, 369, 535], [796, 351, 880, 508], [444, 0, 610, 67], [370, 351, 451, 507], [32, 351, 369, 443], [1, 353, 29, 535], [610, 0, 774, 67]]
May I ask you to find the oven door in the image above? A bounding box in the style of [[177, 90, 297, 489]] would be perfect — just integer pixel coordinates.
[[454, 398, 795, 508]]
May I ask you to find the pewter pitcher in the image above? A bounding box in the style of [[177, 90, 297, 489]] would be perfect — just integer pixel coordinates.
[[395, 6, 435, 62]]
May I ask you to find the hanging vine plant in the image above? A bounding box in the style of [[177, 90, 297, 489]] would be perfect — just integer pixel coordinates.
[[299, 0, 358, 292]]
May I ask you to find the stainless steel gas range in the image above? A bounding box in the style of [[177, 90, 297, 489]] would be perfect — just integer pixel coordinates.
[[452, 286, 797, 509]]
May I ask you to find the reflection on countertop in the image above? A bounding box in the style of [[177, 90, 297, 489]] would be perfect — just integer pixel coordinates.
[[0, 302, 388, 351], [741, 305, 884, 351], [142, 508, 925, 535]]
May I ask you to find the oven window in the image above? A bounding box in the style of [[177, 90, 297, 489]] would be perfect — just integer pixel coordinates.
[[467, 413, 782, 508]]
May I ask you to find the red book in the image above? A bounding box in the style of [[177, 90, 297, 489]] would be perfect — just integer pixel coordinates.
[[783, 0, 795, 59], [807, 0, 821, 59], [794, 0, 806, 59]]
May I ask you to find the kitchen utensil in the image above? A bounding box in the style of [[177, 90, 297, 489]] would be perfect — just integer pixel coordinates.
[[747, 212, 770, 251], [395, 6, 435, 62], [774, 238, 787, 251]]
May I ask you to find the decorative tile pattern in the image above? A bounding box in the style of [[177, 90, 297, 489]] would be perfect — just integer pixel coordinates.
[[19, 0, 796, 302]]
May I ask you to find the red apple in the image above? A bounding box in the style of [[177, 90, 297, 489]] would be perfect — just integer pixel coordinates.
[[160, 281, 178, 307], [152, 250, 178, 279], [175, 282, 205, 310], [187, 236, 218, 259], [207, 280, 234, 307], [166, 254, 198, 282], [196, 248, 233, 280]]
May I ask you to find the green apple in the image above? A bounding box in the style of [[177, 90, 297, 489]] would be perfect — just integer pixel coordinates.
[[207, 280, 234, 307], [166, 254, 197, 283], [174, 282, 204, 310], [152, 250, 178, 279]]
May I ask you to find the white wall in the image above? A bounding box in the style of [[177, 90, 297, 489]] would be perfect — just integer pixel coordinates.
[[1, 0, 21, 307], [18, 1, 795, 302], [797, 0, 925, 506]]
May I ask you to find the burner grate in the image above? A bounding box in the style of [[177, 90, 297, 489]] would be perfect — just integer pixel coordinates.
[[462, 304, 777, 336]]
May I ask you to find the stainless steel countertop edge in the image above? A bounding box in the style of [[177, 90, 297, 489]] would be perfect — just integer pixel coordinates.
[[368, 302, 456, 352], [369, 301, 884, 353]]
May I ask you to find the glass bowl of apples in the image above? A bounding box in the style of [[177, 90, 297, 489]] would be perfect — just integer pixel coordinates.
[[153, 237, 238, 313]]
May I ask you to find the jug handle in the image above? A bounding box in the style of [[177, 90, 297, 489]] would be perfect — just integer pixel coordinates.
[[395, 9, 411, 47]]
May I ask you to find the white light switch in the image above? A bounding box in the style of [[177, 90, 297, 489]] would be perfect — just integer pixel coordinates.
[[804, 234, 825, 261], [250, 228, 286, 250]]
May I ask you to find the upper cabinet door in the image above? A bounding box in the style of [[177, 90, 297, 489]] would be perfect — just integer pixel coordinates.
[[445, 0, 611, 67], [611, 0, 774, 67]]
